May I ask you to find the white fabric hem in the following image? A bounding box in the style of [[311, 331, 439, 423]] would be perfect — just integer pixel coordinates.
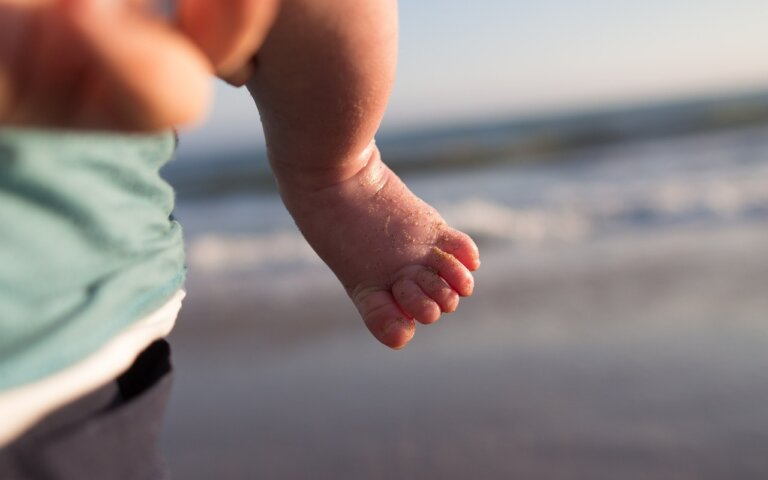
[[0, 289, 185, 448]]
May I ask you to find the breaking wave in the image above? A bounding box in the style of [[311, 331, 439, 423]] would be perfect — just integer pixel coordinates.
[[184, 127, 768, 274]]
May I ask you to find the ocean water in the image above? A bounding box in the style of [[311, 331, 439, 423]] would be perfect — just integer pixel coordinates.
[[173, 125, 768, 278], [163, 125, 768, 479]]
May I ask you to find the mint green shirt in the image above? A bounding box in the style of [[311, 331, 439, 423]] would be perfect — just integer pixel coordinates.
[[0, 129, 185, 391]]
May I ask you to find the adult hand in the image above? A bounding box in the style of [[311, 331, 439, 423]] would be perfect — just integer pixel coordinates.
[[0, 0, 278, 131], [0, 0, 209, 130]]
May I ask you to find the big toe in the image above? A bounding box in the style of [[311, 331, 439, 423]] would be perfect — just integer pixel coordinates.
[[353, 288, 416, 349], [426, 246, 475, 297], [437, 228, 481, 271]]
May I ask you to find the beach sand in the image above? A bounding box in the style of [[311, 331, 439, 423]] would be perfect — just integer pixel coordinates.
[[161, 221, 768, 479]]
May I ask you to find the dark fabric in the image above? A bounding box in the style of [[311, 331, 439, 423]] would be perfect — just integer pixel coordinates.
[[0, 340, 174, 480]]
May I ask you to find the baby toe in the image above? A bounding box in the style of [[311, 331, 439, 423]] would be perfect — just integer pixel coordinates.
[[416, 267, 460, 313], [437, 228, 480, 271], [353, 288, 416, 349], [426, 246, 475, 297], [392, 277, 442, 325]]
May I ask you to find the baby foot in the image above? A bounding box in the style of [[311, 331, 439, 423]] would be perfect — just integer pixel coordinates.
[[275, 146, 480, 349]]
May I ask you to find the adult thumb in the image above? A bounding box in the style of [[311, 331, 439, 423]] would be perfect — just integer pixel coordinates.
[[64, 0, 213, 130]]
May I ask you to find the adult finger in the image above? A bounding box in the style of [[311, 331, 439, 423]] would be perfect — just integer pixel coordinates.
[[64, 0, 212, 130], [177, 0, 280, 83]]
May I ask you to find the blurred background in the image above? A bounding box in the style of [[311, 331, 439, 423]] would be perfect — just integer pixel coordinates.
[[161, 1, 768, 478]]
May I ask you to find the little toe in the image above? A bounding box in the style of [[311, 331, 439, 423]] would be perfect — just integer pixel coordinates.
[[353, 288, 416, 349], [426, 247, 475, 297], [416, 267, 460, 313], [437, 229, 481, 271], [392, 277, 442, 325]]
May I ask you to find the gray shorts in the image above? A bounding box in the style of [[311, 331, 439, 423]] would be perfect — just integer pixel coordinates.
[[0, 340, 173, 480]]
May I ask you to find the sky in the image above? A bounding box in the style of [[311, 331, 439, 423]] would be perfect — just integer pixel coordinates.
[[177, 0, 768, 157]]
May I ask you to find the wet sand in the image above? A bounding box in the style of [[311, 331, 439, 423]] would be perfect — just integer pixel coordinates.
[[162, 223, 768, 479]]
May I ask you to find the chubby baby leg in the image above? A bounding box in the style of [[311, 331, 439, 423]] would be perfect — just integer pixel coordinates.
[[246, 0, 478, 348]]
